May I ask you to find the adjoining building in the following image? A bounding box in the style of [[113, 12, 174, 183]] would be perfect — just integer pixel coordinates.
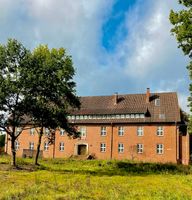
[[5, 88, 189, 164]]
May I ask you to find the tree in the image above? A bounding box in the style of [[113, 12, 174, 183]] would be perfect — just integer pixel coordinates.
[[169, 0, 192, 132], [23, 45, 80, 165], [0, 39, 32, 166]]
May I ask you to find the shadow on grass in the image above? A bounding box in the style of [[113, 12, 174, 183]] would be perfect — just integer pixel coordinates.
[[36, 160, 192, 176]]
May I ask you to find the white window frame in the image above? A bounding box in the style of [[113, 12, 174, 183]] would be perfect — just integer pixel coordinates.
[[59, 142, 64, 151], [118, 126, 124, 136], [100, 143, 106, 152], [29, 142, 34, 150], [15, 140, 19, 151], [44, 142, 49, 151], [60, 129, 65, 136], [155, 98, 160, 106], [80, 127, 86, 138], [137, 144, 143, 153], [137, 126, 144, 136], [45, 128, 50, 135], [118, 143, 124, 153], [156, 144, 164, 154], [16, 127, 22, 136], [157, 126, 164, 136], [30, 128, 35, 135], [101, 127, 107, 136]]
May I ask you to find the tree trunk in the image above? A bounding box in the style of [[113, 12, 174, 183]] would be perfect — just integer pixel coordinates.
[[35, 127, 43, 165], [11, 137, 16, 166]]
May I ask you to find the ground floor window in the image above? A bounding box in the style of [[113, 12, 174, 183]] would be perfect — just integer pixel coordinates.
[[156, 144, 164, 154], [44, 142, 49, 151], [59, 142, 64, 151], [15, 141, 19, 151], [137, 144, 143, 153], [29, 142, 34, 150], [118, 143, 124, 153], [100, 143, 106, 152]]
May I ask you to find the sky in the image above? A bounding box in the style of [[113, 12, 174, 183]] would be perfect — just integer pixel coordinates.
[[0, 0, 190, 112]]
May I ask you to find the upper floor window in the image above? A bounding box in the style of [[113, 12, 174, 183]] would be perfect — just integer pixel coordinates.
[[100, 143, 106, 152], [156, 144, 164, 154], [118, 143, 124, 153], [157, 126, 164, 136], [159, 114, 165, 119], [155, 98, 160, 106], [15, 141, 19, 151], [137, 144, 143, 153], [80, 127, 86, 137], [29, 142, 34, 150], [45, 128, 50, 135], [16, 127, 21, 136], [118, 126, 124, 136], [101, 127, 106, 136], [59, 142, 64, 151], [137, 126, 144, 136], [44, 142, 49, 151], [30, 128, 35, 135], [60, 129, 65, 136]]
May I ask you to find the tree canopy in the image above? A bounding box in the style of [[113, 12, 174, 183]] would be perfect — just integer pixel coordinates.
[[23, 45, 80, 164], [0, 39, 80, 166], [170, 0, 192, 131]]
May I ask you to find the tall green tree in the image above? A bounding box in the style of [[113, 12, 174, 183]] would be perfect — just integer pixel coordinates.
[[24, 45, 80, 165], [170, 0, 192, 131], [0, 39, 32, 166]]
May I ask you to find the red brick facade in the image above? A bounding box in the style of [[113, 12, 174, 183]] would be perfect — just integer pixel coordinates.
[[5, 89, 190, 164]]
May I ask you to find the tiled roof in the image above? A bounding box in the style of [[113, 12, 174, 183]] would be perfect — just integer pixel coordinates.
[[69, 92, 181, 124]]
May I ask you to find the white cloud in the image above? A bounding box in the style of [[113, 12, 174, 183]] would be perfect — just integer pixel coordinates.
[[0, 0, 189, 112]]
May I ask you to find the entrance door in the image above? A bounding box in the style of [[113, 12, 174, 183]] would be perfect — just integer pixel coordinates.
[[78, 144, 87, 155]]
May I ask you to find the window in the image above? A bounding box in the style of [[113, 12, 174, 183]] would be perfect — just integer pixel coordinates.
[[80, 127, 86, 137], [118, 143, 124, 153], [159, 114, 165, 119], [30, 128, 35, 135], [100, 143, 106, 152], [136, 114, 140, 118], [140, 114, 145, 118], [44, 142, 49, 151], [137, 144, 143, 153], [157, 126, 164, 136], [120, 114, 125, 119], [101, 127, 106, 136], [131, 114, 134, 118], [156, 144, 164, 154], [45, 128, 50, 135], [118, 126, 124, 136], [29, 142, 34, 150], [155, 98, 160, 106], [60, 129, 65, 136], [15, 141, 19, 151], [137, 126, 144, 136], [16, 127, 21, 136], [59, 142, 64, 151]]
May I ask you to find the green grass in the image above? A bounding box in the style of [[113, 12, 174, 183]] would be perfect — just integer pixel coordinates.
[[0, 155, 192, 199]]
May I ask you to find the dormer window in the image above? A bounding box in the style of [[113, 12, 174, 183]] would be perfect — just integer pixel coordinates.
[[155, 98, 160, 106]]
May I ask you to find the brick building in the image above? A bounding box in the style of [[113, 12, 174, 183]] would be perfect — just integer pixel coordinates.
[[5, 88, 190, 164]]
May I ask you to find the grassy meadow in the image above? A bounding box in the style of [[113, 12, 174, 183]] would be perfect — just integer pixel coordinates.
[[0, 155, 192, 199]]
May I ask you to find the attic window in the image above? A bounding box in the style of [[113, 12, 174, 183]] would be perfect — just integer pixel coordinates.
[[159, 114, 165, 119], [155, 98, 160, 106]]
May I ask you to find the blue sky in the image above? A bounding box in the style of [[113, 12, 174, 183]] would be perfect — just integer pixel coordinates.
[[0, 0, 190, 112]]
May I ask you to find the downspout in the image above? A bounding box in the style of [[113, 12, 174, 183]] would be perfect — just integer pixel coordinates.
[[175, 121, 179, 163], [110, 122, 114, 159], [53, 132, 56, 159]]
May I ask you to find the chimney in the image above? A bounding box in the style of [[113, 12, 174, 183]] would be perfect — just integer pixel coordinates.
[[114, 92, 118, 105], [146, 88, 150, 103]]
